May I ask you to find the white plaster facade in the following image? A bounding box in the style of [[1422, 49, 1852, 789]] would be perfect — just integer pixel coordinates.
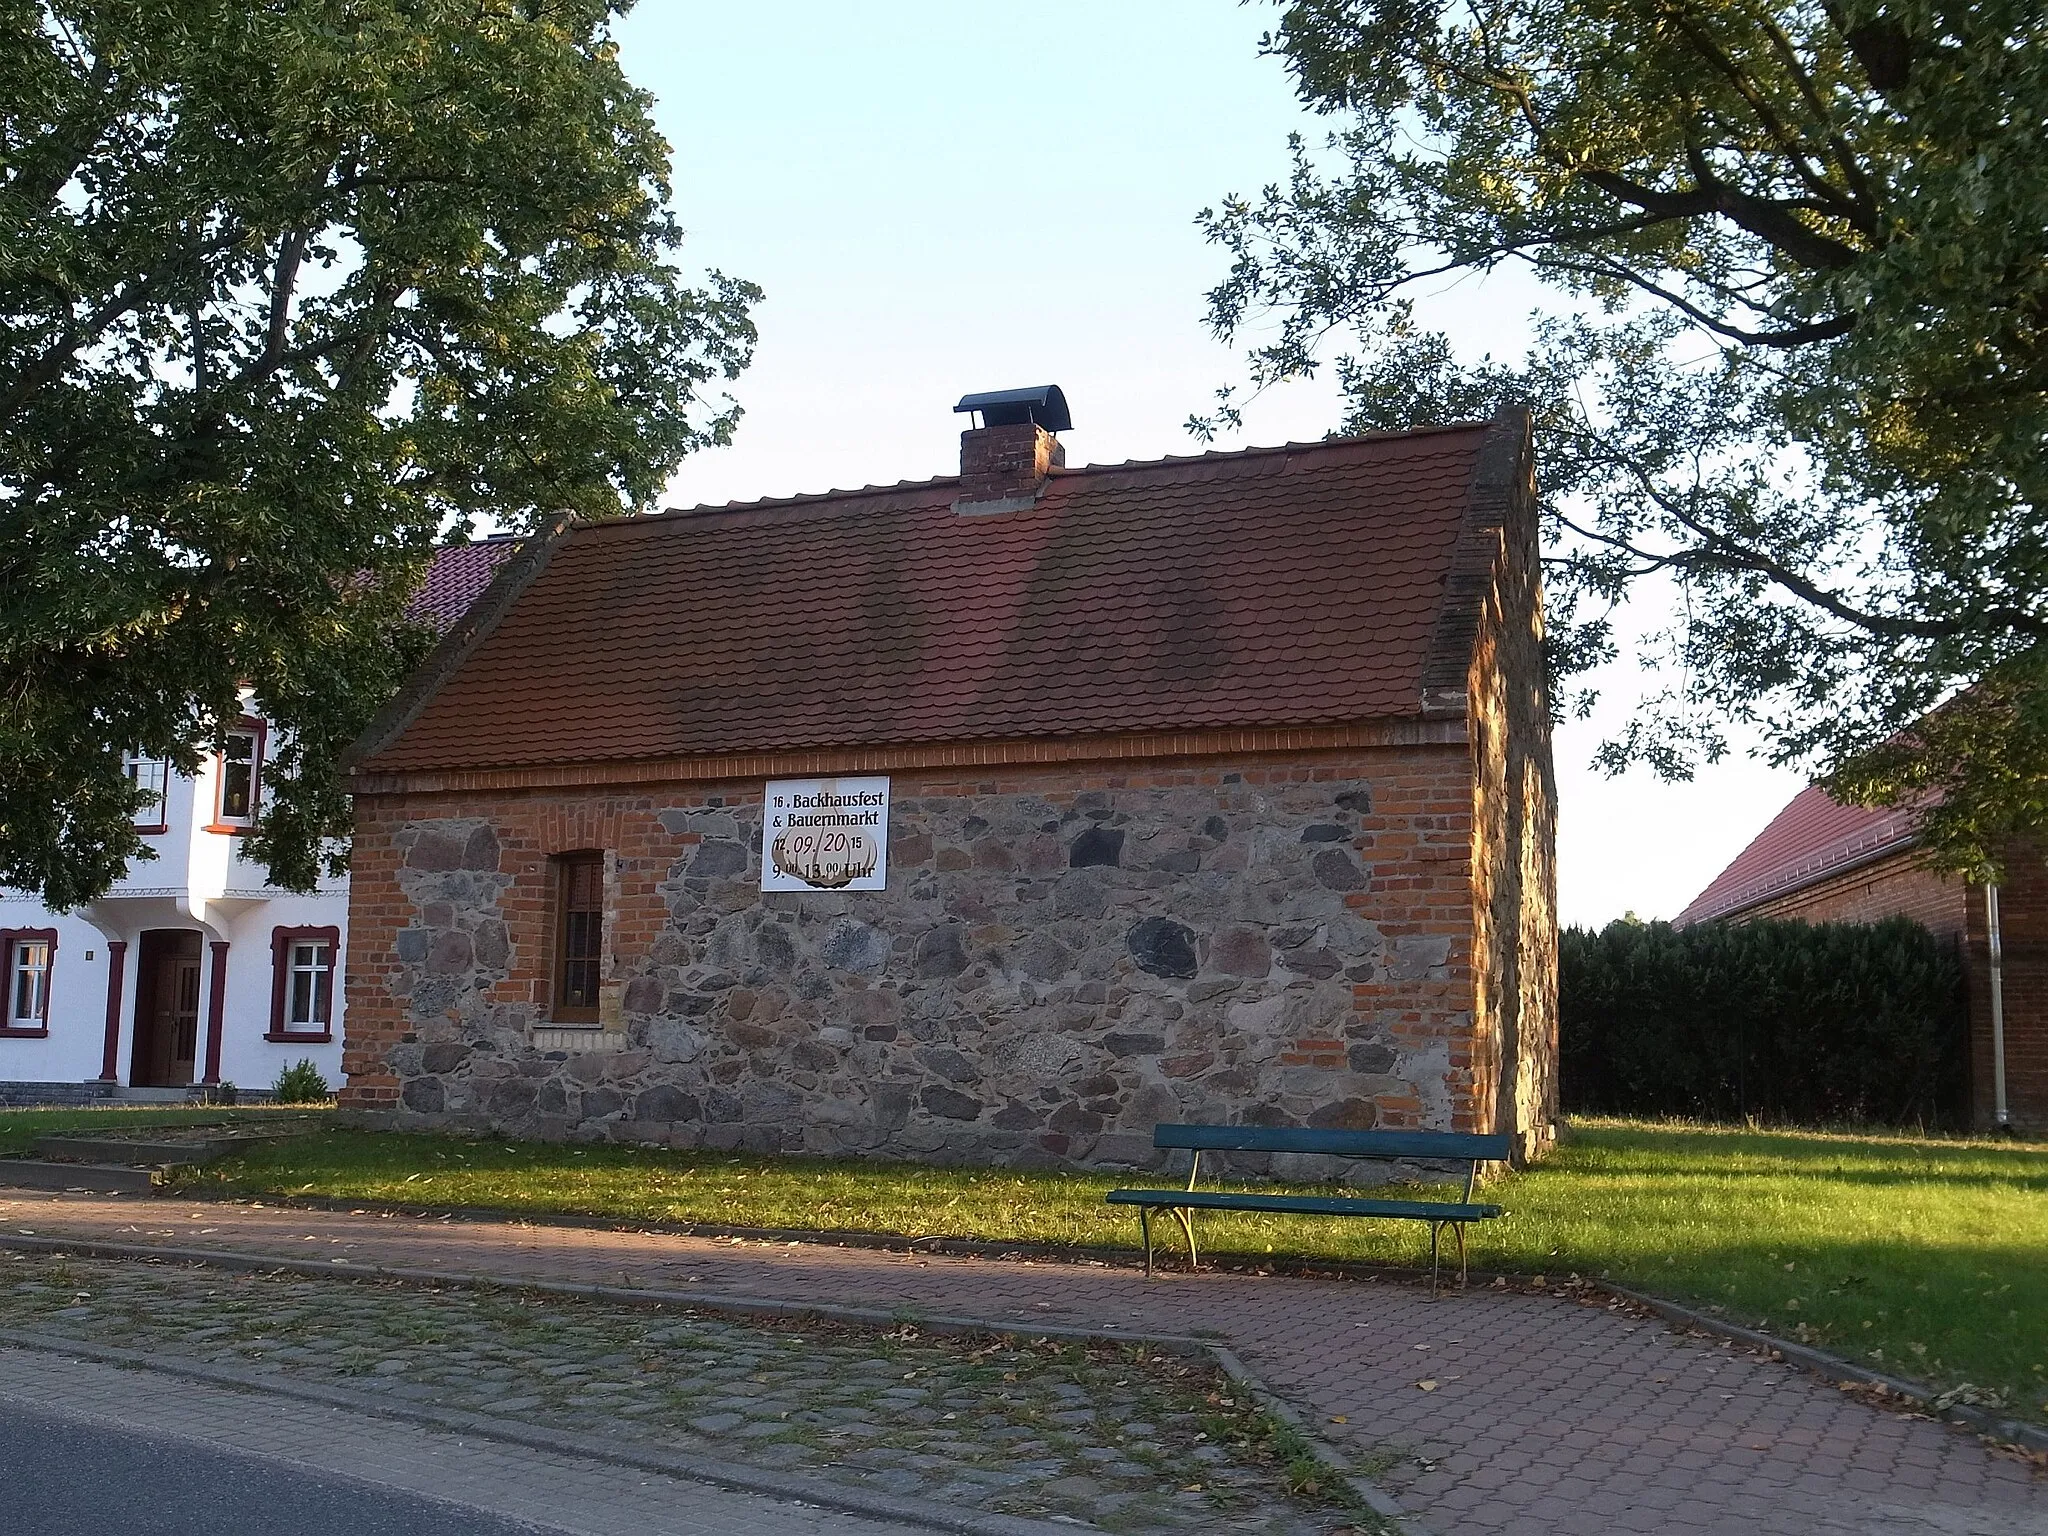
[[0, 713, 346, 1099], [0, 542, 512, 1103]]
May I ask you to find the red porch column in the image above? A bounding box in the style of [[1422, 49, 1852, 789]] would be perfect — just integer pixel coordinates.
[[201, 940, 229, 1086], [98, 940, 128, 1082]]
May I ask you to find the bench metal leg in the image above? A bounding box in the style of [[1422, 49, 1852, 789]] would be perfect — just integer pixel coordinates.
[[1172, 1207, 1198, 1272], [1428, 1221, 1443, 1300], [1140, 1207, 1154, 1277], [1455, 1222, 1468, 1290]]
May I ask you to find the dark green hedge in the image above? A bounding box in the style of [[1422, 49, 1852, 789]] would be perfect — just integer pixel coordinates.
[[1559, 916, 1967, 1127]]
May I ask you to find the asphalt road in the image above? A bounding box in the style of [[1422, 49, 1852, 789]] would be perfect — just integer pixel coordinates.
[[0, 1399, 552, 1536]]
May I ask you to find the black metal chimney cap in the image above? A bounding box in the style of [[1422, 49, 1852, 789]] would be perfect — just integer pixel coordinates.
[[954, 385, 1071, 433]]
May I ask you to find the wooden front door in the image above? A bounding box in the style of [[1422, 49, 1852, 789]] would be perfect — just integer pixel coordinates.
[[133, 930, 203, 1087]]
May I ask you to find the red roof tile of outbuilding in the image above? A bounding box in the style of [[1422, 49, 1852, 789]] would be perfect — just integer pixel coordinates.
[[1675, 784, 1923, 925], [359, 424, 1501, 774]]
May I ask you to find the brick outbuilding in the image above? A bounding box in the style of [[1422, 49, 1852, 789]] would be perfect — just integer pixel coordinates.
[[340, 398, 1558, 1167], [1679, 788, 2045, 1132]]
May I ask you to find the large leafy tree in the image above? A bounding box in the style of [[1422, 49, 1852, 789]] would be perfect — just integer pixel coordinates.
[[1201, 0, 2048, 871], [1, 0, 756, 907]]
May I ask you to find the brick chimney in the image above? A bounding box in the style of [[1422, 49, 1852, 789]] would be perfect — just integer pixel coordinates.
[[953, 385, 1071, 515]]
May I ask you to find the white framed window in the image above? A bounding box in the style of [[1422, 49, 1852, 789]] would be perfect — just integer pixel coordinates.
[[4, 933, 55, 1031], [269, 925, 338, 1038], [288, 940, 332, 1027], [123, 752, 170, 830], [214, 721, 264, 829]]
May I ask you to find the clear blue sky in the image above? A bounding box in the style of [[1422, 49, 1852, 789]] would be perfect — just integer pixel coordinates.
[[613, 0, 1808, 926]]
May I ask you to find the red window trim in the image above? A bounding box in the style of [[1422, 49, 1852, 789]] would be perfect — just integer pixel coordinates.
[[205, 716, 267, 835], [0, 927, 58, 1038], [268, 925, 339, 1042]]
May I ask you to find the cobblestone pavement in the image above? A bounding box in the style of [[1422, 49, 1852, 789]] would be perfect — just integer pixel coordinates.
[[0, 1249, 1361, 1536], [0, 1344, 940, 1536], [2, 1191, 2043, 1536]]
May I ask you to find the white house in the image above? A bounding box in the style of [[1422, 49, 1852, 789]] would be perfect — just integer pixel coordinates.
[[0, 541, 513, 1103]]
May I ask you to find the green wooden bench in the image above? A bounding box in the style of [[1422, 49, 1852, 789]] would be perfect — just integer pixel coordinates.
[[1106, 1124, 1511, 1296]]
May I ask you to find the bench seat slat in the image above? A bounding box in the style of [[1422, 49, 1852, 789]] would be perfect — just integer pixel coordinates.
[[1152, 1125, 1511, 1161], [1106, 1189, 1503, 1221]]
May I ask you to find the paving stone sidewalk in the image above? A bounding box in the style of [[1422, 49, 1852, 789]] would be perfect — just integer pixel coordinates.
[[0, 1248, 1359, 1535], [2, 1191, 2042, 1536]]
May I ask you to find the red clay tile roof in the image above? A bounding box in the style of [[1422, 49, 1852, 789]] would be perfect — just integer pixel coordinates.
[[1675, 784, 1923, 925], [360, 424, 1503, 774], [408, 539, 521, 631]]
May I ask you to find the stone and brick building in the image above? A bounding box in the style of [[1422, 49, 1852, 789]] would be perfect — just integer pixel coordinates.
[[338, 395, 1559, 1167], [1678, 788, 2045, 1131]]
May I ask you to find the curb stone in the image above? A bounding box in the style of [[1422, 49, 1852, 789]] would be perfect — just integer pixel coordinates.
[[1597, 1281, 2048, 1457], [156, 1186, 1469, 1290], [0, 1231, 1418, 1532], [1209, 1344, 1432, 1533], [0, 1323, 1072, 1536]]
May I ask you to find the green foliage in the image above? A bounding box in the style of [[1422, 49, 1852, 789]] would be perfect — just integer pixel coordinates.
[[1559, 917, 1966, 1126], [0, 0, 758, 905], [1201, 0, 2048, 870], [271, 1056, 331, 1104]]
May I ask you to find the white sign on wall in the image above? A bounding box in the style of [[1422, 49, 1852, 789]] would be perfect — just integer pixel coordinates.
[[761, 776, 890, 892]]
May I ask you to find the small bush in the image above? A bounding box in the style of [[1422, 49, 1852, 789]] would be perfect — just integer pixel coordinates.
[[1560, 916, 1966, 1127], [272, 1059, 333, 1105]]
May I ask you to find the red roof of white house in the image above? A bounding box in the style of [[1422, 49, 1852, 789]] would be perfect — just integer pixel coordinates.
[[408, 538, 520, 631], [1675, 784, 1923, 925]]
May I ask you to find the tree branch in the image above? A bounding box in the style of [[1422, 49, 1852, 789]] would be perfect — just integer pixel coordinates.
[[1604, 456, 2048, 641]]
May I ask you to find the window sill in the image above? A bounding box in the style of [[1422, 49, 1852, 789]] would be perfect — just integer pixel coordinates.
[[0, 1025, 51, 1039], [203, 823, 253, 836], [265, 1030, 333, 1044], [531, 1022, 625, 1053], [133, 823, 168, 836]]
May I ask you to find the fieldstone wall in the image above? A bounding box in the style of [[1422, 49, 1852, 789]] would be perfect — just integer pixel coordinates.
[[345, 750, 1494, 1172]]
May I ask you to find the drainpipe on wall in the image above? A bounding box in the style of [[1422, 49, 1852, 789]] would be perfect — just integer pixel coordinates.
[[1985, 884, 2009, 1129]]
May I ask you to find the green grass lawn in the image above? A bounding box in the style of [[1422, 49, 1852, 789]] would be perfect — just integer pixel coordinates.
[[7, 1108, 2039, 1422]]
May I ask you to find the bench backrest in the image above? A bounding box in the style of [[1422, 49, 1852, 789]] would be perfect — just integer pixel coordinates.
[[1153, 1124, 1512, 1162]]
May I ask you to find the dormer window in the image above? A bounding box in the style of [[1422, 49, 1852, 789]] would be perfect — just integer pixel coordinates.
[[210, 720, 265, 832], [124, 753, 170, 833]]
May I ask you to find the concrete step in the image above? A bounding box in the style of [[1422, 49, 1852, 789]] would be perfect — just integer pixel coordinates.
[[105, 1086, 201, 1104], [30, 1127, 308, 1166], [0, 1161, 160, 1193], [32, 1136, 215, 1166]]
